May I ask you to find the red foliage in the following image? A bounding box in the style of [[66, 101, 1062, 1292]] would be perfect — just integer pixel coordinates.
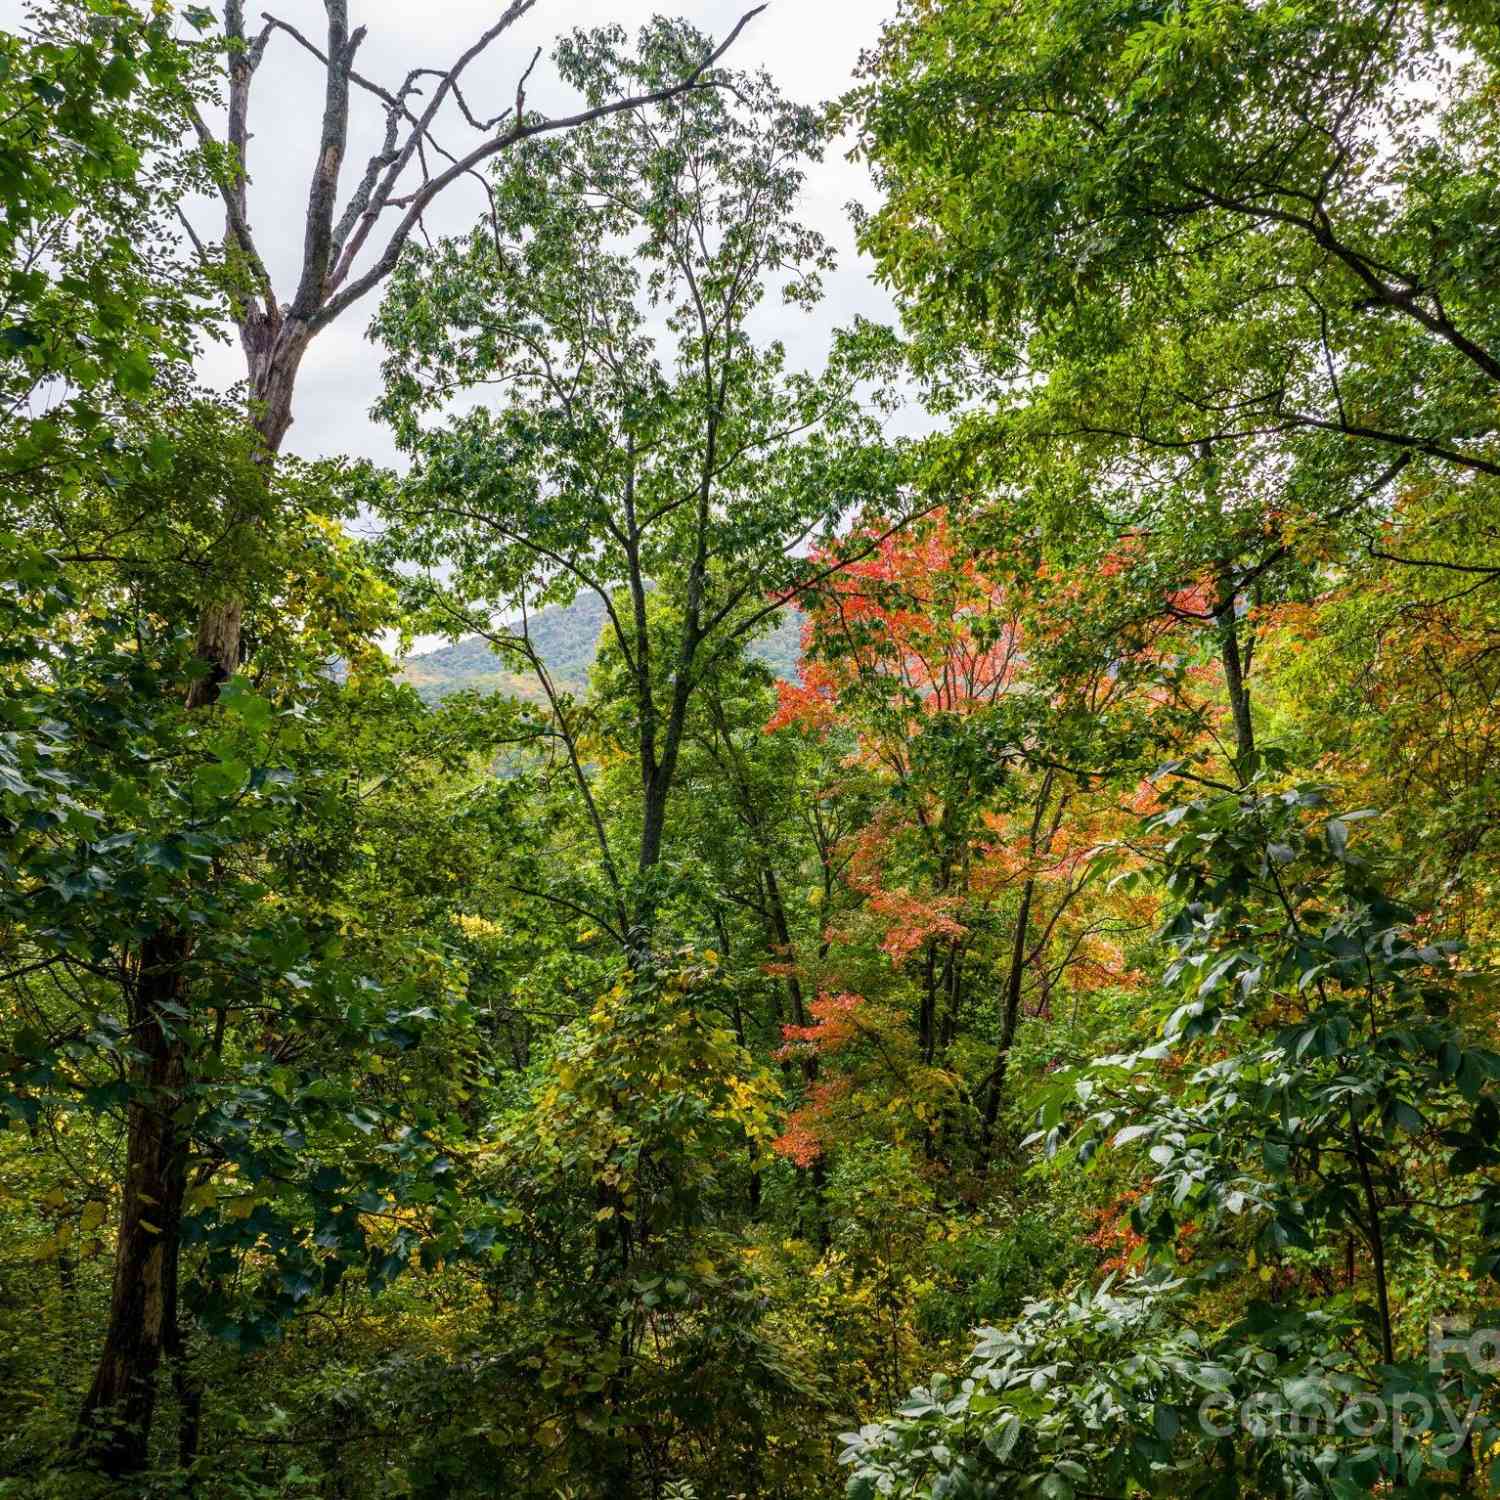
[[1085, 1189, 1146, 1274], [771, 1116, 823, 1167], [768, 511, 1023, 737], [771, 1080, 854, 1166], [867, 889, 967, 965], [1164, 579, 1216, 618], [774, 991, 865, 1060]]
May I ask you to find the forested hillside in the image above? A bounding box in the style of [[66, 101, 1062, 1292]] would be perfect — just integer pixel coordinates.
[[400, 596, 613, 701], [5, 2, 1500, 1498], [399, 598, 802, 702]]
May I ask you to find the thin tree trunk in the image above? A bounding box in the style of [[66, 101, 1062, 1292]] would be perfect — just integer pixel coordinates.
[[761, 865, 806, 1027], [919, 944, 937, 1065], [979, 769, 1057, 1154], [1216, 591, 1255, 773], [1350, 1120, 1395, 1369], [166, 1293, 202, 1474], [980, 874, 1035, 1153], [940, 943, 963, 1053]]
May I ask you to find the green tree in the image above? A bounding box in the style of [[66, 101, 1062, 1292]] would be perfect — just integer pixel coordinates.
[[850, 0, 1500, 783], [371, 28, 907, 939], [35, 1, 771, 1466]]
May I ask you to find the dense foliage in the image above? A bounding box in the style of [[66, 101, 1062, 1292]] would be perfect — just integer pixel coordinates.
[[6, 1, 1500, 1497]]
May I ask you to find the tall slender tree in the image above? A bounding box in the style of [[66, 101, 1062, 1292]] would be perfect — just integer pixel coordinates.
[[371, 36, 910, 939]]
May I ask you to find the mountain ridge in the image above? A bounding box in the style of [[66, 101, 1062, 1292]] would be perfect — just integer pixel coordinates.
[[398, 594, 804, 704]]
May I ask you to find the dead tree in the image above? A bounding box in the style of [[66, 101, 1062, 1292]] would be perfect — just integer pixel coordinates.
[[74, 0, 765, 1473], [181, 0, 765, 695]]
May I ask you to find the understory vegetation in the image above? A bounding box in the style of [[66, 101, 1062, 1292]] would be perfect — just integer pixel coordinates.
[[5, 2, 1500, 1496]]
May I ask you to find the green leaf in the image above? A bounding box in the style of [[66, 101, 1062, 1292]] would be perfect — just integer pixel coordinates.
[[0, 323, 42, 354], [984, 1413, 1021, 1460]]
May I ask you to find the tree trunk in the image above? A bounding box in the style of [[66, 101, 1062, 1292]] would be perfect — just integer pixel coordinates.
[[919, 944, 937, 1065], [73, 933, 189, 1472], [940, 943, 963, 1053], [73, 312, 306, 1471], [1216, 591, 1255, 773], [66, 0, 763, 1461], [167, 1293, 203, 1474], [639, 772, 670, 885], [980, 875, 1035, 1153], [762, 864, 806, 1027], [184, 598, 243, 709]]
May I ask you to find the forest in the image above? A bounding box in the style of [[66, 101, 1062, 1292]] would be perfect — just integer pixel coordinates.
[[3, 1, 1500, 1496]]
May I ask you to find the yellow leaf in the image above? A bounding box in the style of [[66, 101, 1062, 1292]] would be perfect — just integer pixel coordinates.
[[138, 1219, 162, 1235], [80, 1201, 106, 1232]]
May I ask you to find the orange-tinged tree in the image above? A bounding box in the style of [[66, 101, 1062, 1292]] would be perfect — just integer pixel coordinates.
[[765, 513, 1164, 1169]]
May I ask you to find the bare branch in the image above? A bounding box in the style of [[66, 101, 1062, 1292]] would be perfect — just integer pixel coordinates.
[[213, 4, 276, 309], [258, 18, 446, 272], [512, 46, 542, 125], [1367, 546, 1500, 578], [1049, 415, 1500, 479], [173, 203, 210, 263], [314, 4, 769, 333], [289, 3, 363, 321], [321, 0, 540, 304], [185, 101, 275, 314]]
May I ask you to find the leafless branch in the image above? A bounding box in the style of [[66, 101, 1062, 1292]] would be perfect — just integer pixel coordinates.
[[315, 3, 769, 331]]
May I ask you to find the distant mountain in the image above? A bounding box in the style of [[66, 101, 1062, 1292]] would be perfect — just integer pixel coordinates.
[[398, 595, 803, 704], [746, 607, 803, 683]]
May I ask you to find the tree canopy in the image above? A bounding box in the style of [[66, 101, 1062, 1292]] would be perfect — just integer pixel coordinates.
[[7, 2, 1500, 1497]]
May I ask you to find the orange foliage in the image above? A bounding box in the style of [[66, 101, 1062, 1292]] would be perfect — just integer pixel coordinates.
[[867, 890, 967, 965], [1085, 1189, 1146, 1274], [774, 992, 865, 1060], [769, 511, 1023, 737], [772, 1080, 854, 1166]]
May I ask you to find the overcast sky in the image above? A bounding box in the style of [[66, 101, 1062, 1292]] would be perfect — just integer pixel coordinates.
[[144, 0, 902, 470]]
